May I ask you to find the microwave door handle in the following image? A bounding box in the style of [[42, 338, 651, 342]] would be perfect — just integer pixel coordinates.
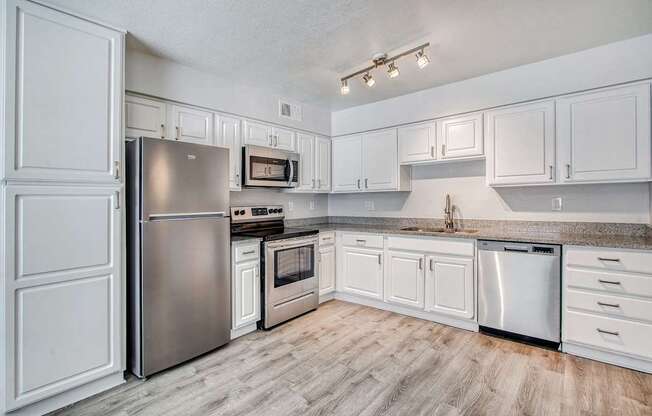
[[287, 159, 294, 186]]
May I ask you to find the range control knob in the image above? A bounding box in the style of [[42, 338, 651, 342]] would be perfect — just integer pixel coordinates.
[[239, 210, 245, 215], [278, 208, 283, 213], [233, 210, 239, 216]]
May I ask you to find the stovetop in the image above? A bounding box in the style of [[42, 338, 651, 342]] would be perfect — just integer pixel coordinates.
[[234, 227, 318, 242], [230, 205, 318, 242]]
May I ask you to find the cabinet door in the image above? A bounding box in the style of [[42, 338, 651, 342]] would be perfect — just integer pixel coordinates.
[[273, 127, 296, 151], [296, 133, 316, 191], [3, 184, 121, 411], [243, 120, 272, 147], [125, 95, 166, 139], [332, 136, 363, 192], [557, 83, 651, 183], [437, 112, 483, 160], [485, 100, 555, 186], [363, 129, 398, 191], [341, 248, 383, 300], [168, 105, 214, 145], [398, 122, 436, 163], [4, 0, 123, 183], [315, 136, 332, 192], [233, 260, 260, 329], [216, 115, 242, 190], [425, 256, 474, 319], [385, 251, 425, 309], [319, 245, 336, 296]]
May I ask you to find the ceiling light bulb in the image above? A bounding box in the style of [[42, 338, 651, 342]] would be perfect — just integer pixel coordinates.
[[363, 72, 375, 87], [340, 79, 350, 95], [387, 62, 400, 78], [416, 50, 430, 69]]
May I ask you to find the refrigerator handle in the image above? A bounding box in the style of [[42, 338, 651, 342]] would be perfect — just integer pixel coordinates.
[[148, 211, 227, 221]]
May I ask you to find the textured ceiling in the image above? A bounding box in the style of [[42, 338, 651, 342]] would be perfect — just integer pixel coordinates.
[[49, 0, 652, 110]]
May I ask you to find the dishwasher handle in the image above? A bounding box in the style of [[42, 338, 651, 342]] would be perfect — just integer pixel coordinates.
[[503, 245, 530, 253]]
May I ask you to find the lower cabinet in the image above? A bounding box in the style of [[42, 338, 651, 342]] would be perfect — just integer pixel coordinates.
[[340, 247, 384, 300], [319, 244, 336, 297], [231, 240, 261, 336], [385, 250, 425, 309], [425, 255, 474, 319]]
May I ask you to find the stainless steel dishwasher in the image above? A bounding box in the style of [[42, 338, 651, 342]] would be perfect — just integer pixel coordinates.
[[478, 240, 561, 346]]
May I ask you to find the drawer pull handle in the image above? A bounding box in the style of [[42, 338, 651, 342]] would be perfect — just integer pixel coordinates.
[[596, 328, 619, 337], [597, 301, 620, 308], [356, 239, 366, 243], [598, 279, 621, 285], [242, 250, 255, 255], [598, 257, 620, 263], [322, 237, 332, 240]]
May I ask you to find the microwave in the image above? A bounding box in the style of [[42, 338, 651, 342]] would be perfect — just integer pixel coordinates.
[[243, 145, 299, 188]]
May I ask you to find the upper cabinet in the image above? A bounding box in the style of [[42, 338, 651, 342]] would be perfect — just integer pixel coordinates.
[[215, 114, 242, 191], [243, 120, 295, 151], [436, 112, 483, 160], [167, 104, 214, 145], [125, 96, 166, 139], [398, 122, 436, 163], [485, 100, 556, 186], [315, 136, 331, 192], [332, 129, 410, 193], [4, 0, 124, 183], [290, 133, 331, 193], [556, 83, 651, 184]]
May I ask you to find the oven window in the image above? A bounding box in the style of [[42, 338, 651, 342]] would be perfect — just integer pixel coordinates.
[[274, 244, 314, 287]]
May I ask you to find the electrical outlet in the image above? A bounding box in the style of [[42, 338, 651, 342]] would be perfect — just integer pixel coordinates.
[[552, 197, 562, 211], [309, 200, 315, 210], [288, 200, 294, 211], [364, 200, 375, 211]]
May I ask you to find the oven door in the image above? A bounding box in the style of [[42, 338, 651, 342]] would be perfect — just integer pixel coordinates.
[[244, 145, 299, 188], [265, 236, 318, 304]]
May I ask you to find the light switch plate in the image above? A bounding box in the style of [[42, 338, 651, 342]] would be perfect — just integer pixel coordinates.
[[288, 200, 294, 211], [309, 200, 315, 210], [552, 197, 562, 211], [364, 200, 375, 211]]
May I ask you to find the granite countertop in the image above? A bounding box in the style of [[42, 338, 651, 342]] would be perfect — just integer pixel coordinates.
[[296, 223, 652, 250]]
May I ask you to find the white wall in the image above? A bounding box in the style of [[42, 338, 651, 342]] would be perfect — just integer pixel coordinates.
[[231, 190, 327, 219], [329, 161, 650, 224], [126, 50, 331, 136], [332, 34, 652, 136]]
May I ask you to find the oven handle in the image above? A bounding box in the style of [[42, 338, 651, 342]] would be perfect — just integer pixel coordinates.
[[265, 237, 318, 250]]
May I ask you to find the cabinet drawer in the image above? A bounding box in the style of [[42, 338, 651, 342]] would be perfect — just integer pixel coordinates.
[[386, 236, 475, 257], [566, 289, 652, 323], [565, 247, 652, 275], [319, 232, 336, 246], [564, 310, 652, 359], [235, 244, 259, 263], [565, 268, 652, 298], [341, 233, 383, 249]]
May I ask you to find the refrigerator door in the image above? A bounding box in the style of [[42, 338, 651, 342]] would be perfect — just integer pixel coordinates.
[[141, 216, 231, 377], [140, 138, 229, 219]]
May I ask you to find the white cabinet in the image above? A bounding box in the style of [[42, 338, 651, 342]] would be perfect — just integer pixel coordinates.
[[437, 112, 483, 160], [399, 122, 436, 163], [231, 240, 261, 335], [557, 83, 651, 183], [3, 184, 122, 411], [216, 114, 242, 190], [272, 126, 296, 151], [315, 136, 332, 192], [167, 104, 214, 145], [332, 129, 410, 193], [296, 133, 316, 191], [3, 0, 123, 183], [319, 245, 336, 297], [485, 100, 556, 186], [425, 255, 474, 319], [243, 120, 295, 151], [332, 135, 363, 192], [385, 250, 425, 309], [341, 247, 384, 300], [125, 95, 166, 139]]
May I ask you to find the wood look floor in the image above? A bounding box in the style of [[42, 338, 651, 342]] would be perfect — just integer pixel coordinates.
[[52, 300, 652, 416]]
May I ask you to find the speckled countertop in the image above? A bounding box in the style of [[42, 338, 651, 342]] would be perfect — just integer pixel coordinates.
[[291, 222, 652, 251]]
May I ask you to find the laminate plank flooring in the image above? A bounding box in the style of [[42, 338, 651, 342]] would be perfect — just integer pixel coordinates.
[[51, 300, 652, 416]]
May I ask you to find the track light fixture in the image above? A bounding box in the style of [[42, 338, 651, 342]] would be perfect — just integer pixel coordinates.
[[339, 42, 429, 95]]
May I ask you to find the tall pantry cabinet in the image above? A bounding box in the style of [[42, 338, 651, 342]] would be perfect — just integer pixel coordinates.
[[1, 1, 126, 414]]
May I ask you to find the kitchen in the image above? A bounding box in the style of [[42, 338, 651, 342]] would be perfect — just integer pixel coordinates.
[[1, 0, 652, 415]]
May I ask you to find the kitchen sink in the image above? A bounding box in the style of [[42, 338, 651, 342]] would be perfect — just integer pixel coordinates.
[[400, 226, 479, 234]]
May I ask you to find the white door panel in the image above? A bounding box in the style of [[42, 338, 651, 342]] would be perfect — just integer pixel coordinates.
[[332, 136, 363, 192], [169, 105, 214, 145], [243, 120, 272, 147], [315, 136, 331, 191], [341, 248, 383, 300], [319, 245, 336, 296], [425, 256, 474, 319], [296, 133, 315, 191], [233, 261, 260, 328], [398, 122, 436, 163], [437, 112, 483, 159], [216, 115, 242, 190], [363, 129, 398, 191], [125, 95, 166, 139], [273, 127, 296, 151], [385, 251, 425, 309]]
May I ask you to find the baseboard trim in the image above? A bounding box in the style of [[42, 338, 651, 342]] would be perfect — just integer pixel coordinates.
[[334, 292, 479, 332], [562, 342, 652, 374], [230, 323, 258, 340], [319, 291, 335, 304], [3, 372, 124, 416]]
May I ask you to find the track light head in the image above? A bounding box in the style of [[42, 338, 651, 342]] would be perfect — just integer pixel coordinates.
[[363, 72, 375, 87], [387, 62, 399, 78], [416, 50, 430, 69], [340, 79, 350, 95]]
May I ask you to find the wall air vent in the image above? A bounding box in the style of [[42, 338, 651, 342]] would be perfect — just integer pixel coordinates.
[[279, 99, 302, 122]]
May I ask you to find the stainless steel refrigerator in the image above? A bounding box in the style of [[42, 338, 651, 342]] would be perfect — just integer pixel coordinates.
[[126, 137, 231, 378]]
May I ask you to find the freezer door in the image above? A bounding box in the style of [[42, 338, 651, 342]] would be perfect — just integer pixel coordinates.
[[140, 138, 229, 219], [140, 216, 231, 377]]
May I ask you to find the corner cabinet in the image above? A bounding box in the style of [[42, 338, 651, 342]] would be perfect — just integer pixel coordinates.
[[332, 129, 410, 193]]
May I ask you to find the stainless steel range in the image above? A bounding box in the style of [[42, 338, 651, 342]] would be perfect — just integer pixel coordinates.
[[231, 205, 319, 328]]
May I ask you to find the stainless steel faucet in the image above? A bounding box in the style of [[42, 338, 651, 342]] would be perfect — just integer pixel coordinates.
[[444, 194, 455, 231]]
